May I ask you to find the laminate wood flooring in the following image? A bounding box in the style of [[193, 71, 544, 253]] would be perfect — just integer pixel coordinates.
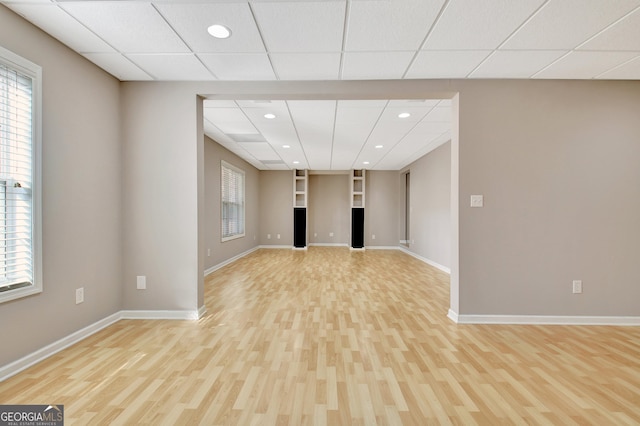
[[1, 247, 639, 425]]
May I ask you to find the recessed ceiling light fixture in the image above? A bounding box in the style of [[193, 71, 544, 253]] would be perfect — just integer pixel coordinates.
[[293, 161, 300, 164], [264, 113, 276, 119], [282, 145, 290, 148], [398, 112, 411, 118], [363, 161, 370, 165], [375, 145, 383, 149], [207, 24, 231, 39]]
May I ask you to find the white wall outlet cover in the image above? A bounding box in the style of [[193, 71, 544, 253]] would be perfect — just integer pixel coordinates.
[[137, 275, 146, 290], [470, 195, 484, 207], [75, 288, 84, 304]]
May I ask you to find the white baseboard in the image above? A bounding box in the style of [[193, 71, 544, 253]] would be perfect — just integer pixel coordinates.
[[447, 309, 459, 323], [0, 308, 204, 382], [120, 310, 200, 320], [204, 246, 259, 276], [308, 243, 349, 247], [397, 246, 451, 274], [259, 245, 293, 249], [197, 305, 207, 319], [365, 246, 398, 250], [450, 311, 640, 326], [0, 312, 121, 382]]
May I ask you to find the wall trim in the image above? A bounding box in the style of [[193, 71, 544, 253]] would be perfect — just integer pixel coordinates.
[[204, 246, 259, 276], [0, 311, 121, 382], [308, 243, 349, 247], [120, 310, 200, 320], [398, 246, 451, 274], [450, 312, 640, 326], [0, 308, 205, 382], [197, 305, 207, 319], [365, 245, 399, 250], [447, 309, 459, 323], [259, 245, 293, 249]]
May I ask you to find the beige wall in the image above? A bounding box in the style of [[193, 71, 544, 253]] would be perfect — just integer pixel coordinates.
[[365, 171, 398, 247], [4, 3, 640, 371], [204, 136, 260, 268], [259, 171, 293, 246], [308, 174, 350, 245], [456, 80, 640, 316], [401, 142, 451, 269], [0, 6, 122, 365]]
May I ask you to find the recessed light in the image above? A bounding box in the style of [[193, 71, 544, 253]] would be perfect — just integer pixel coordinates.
[[398, 112, 411, 118], [293, 161, 300, 164], [282, 145, 290, 149], [375, 145, 383, 149], [363, 161, 370, 165], [264, 113, 276, 119], [207, 24, 231, 39]]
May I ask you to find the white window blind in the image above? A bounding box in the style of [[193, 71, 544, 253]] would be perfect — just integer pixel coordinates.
[[221, 160, 245, 241], [0, 47, 41, 302]]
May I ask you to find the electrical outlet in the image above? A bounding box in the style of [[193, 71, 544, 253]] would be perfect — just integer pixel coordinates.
[[372, 234, 376, 240], [137, 275, 146, 290], [207, 248, 211, 257], [572, 280, 582, 294], [75, 287, 84, 304], [277, 234, 280, 239], [314, 233, 317, 237], [329, 232, 334, 237], [267, 234, 271, 239], [470, 195, 484, 207]]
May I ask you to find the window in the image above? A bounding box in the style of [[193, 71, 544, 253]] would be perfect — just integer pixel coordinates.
[[221, 160, 245, 241], [0, 46, 42, 303]]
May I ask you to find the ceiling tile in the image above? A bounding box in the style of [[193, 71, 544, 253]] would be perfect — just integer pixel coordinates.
[[533, 51, 639, 79], [345, 0, 444, 51], [204, 107, 258, 134], [423, 0, 546, 50], [422, 106, 452, 123], [342, 52, 414, 80], [83, 53, 152, 81], [405, 50, 492, 78], [127, 54, 214, 80], [288, 101, 336, 170], [596, 55, 640, 79], [237, 142, 281, 161], [155, 3, 265, 53], [7, 3, 116, 53], [503, 0, 640, 50], [59, 2, 189, 53], [270, 53, 341, 80], [199, 54, 275, 80], [469, 50, 567, 78], [378, 105, 434, 122], [578, 6, 640, 51], [252, 2, 345, 52]]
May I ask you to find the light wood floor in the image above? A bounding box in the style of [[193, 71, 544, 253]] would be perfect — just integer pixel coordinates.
[[1, 247, 639, 425]]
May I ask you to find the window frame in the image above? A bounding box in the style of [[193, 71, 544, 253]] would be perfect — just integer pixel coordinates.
[[220, 160, 245, 242], [0, 46, 43, 304]]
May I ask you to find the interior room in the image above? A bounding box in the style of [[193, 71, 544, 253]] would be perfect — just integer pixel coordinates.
[[1, 0, 639, 423]]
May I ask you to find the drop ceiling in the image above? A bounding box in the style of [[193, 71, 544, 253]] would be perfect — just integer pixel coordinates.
[[3, 0, 640, 170]]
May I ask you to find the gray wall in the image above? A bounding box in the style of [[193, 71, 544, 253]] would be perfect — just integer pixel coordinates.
[[3, 3, 640, 371], [365, 171, 399, 247], [204, 136, 260, 269], [308, 174, 350, 245], [259, 171, 293, 246], [401, 142, 451, 268], [456, 80, 640, 316], [0, 6, 122, 365]]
